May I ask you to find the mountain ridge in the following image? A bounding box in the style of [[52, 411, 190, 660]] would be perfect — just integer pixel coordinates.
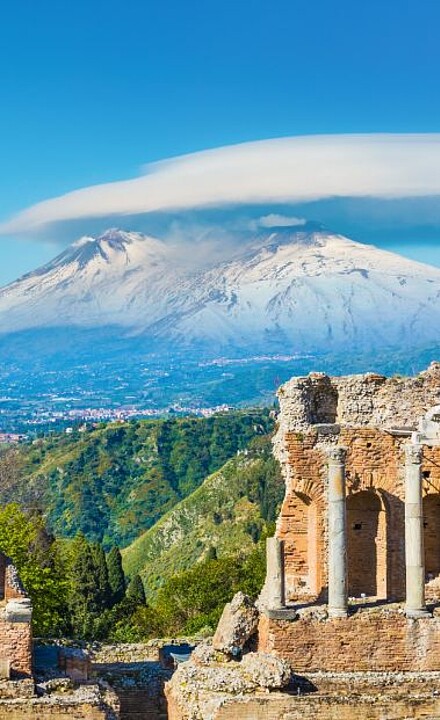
[[1, 224, 440, 357]]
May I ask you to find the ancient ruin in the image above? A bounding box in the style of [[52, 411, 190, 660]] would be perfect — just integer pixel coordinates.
[[5, 362, 440, 719], [0, 552, 32, 679], [167, 362, 440, 719], [262, 361, 440, 628]]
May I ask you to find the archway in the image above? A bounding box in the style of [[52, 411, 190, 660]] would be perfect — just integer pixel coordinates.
[[347, 490, 387, 598], [424, 493, 440, 581]]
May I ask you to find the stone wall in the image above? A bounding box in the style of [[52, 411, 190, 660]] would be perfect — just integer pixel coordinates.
[[167, 670, 440, 720], [0, 704, 112, 720], [173, 693, 440, 720], [0, 554, 32, 678], [273, 365, 440, 604], [275, 362, 440, 436], [273, 364, 440, 510], [259, 610, 440, 672], [0, 683, 119, 720], [4, 562, 27, 602], [0, 619, 32, 677]]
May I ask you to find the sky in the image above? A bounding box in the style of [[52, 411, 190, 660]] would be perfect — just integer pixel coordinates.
[[1, 0, 440, 285]]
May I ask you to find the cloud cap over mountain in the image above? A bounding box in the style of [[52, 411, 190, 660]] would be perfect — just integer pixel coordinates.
[[2, 134, 440, 235]]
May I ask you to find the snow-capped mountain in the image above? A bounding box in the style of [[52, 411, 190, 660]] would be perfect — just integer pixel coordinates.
[[1, 224, 440, 355], [0, 229, 179, 330]]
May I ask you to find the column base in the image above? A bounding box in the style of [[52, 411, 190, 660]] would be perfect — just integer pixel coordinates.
[[328, 607, 348, 618], [405, 607, 432, 619]]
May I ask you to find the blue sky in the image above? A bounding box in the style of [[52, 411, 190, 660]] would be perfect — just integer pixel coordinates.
[[1, 0, 440, 284]]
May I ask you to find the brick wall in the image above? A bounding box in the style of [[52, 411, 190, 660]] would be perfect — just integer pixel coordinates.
[[181, 693, 440, 720], [259, 612, 440, 672], [116, 689, 168, 720], [276, 425, 440, 603], [0, 618, 32, 677], [277, 430, 327, 602]]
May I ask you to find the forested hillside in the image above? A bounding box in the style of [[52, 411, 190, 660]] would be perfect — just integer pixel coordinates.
[[0, 413, 284, 640], [0, 410, 274, 547], [122, 434, 284, 598]]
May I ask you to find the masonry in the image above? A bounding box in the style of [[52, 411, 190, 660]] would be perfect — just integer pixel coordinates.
[[167, 363, 440, 719], [0, 553, 32, 678], [257, 362, 440, 670]]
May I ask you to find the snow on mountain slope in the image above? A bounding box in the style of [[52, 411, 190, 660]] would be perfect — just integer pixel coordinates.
[[146, 229, 440, 352], [1, 225, 440, 355], [0, 229, 179, 331]]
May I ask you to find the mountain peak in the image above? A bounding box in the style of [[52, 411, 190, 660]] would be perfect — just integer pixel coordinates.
[[1, 223, 440, 357], [96, 228, 132, 248], [71, 235, 95, 249]]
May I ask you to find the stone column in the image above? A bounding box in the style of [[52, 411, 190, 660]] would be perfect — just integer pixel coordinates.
[[265, 537, 285, 609], [326, 446, 348, 618], [404, 443, 430, 618]]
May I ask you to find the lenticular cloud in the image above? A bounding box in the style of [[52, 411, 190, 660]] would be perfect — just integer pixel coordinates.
[[2, 134, 440, 234]]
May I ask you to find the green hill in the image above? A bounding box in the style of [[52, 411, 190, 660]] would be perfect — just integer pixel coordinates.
[[122, 435, 284, 598], [3, 410, 274, 548]]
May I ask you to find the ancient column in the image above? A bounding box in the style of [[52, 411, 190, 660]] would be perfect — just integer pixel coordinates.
[[326, 446, 348, 617], [404, 443, 430, 618], [265, 537, 285, 609]]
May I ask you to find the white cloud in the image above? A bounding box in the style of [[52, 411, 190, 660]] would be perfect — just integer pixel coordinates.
[[2, 134, 440, 235], [257, 214, 307, 228]]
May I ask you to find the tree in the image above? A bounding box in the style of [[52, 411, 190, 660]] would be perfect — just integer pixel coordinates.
[[0, 447, 22, 499], [126, 574, 146, 605], [107, 546, 126, 605], [69, 542, 101, 638], [0, 503, 67, 636], [92, 542, 112, 610]]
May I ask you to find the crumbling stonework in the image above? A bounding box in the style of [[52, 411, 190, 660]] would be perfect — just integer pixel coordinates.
[[271, 362, 440, 606], [166, 668, 440, 720], [166, 648, 291, 719], [0, 683, 119, 719], [0, 554, 32, 678], [275, 363, 440, 436], [168, 363, 440, 719]]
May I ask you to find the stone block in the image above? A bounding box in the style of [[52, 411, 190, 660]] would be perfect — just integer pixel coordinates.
[[4, 598, 32, 623], [212, 592, 259, 655]]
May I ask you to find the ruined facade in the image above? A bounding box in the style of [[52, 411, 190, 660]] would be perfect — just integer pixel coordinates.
[[259, 361, 440, 668], [167, 363, 440, 720], [0, 552, 32, 678], [161, 362, 440, 720]]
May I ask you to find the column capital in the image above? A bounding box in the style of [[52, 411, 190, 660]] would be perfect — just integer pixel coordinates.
[[405, 442, 423, 465], [325, 446, 347, 465]]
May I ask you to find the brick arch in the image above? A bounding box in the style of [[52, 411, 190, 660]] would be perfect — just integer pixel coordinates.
[[290, 476, 325, 504], [347, 489, 388, 599]]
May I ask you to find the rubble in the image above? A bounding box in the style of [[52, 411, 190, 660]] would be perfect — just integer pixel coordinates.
[[241, 652, 291, 689]]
